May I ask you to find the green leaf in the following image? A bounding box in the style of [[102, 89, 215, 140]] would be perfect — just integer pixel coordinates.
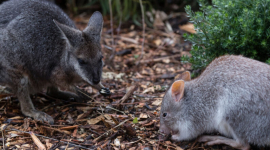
[[184, 0, 270, 71], [133, 117, 138, 124]]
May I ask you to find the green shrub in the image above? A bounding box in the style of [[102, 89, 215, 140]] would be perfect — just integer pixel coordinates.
[[65, 0, 202, 27], [183, 0, 270, 70], [65, 0, 154, 26]]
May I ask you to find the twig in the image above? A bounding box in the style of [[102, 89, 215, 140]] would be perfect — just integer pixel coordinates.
[[64, 141, 70, 150], [59, 125, 79, 130], [6, 128, 92, 149], [99, 105, 104, 114], [115, 36, 138, 44], [88, 128, 101, 136], [42, 126, 71, 135], [61, 139, 93, 146], [29, 132, 46, 150], [115, 84, 138, 104], [106, 106, 126, 115], [93, 119, 130, 142], [135, 54, 182, 64], [125, 138, 142, 145], [1, 121, 12, 149], [75, 86, 96, 102], [136, 0, 146, 65], [116, 0, 122, 38], [108, 0, 116, 69], [146, 27, 180, 38], [190, 138, 199, 149], [2, 130, 5, 149]]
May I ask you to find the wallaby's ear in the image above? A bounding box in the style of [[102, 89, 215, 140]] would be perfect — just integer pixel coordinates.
[[53, 20, 81, 47], [175, 71, 191, 81], [83, 11, 103, 37], [171, 80, 185, 102]]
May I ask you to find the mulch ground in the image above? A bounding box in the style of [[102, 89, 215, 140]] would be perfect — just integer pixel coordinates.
[[0, 11, 266, 150]]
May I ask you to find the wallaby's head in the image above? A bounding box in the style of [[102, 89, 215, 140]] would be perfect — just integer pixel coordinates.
[[53, 11, 104, 86]]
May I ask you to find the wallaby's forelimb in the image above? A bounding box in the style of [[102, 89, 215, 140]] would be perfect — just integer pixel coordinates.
[[47, 86, 81, 100], [18, 77, 54, 124]]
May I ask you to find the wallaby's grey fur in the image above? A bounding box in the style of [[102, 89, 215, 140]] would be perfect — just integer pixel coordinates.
[[160, 55, 270, 150], [0, 0, 110, 124]]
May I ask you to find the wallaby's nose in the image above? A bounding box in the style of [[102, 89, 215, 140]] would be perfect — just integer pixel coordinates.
[[93, 79, 100, 84]]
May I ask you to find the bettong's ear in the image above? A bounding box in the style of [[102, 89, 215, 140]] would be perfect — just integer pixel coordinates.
[[181, 71, 191, 81], [171, 80, 185, 102], [175, 71, 191, 81], [83, 11, 103, 37], [53, 20, 81, 47]]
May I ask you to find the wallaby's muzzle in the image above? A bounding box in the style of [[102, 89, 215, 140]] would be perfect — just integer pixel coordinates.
[[92, 78, 100, 84]]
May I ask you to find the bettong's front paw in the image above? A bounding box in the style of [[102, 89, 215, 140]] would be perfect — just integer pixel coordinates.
[[26, 110, 54, 124], [99, 87, 111, 96]]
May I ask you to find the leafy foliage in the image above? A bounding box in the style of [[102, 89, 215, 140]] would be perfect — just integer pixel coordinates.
[[183, 0, 270, 70], [66, 0, 153, 26], [65, 0, 202, 27]]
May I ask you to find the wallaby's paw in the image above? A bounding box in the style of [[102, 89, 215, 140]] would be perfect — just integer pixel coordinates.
[[99, 88, 111, 96], [32, 110, 54, 124]]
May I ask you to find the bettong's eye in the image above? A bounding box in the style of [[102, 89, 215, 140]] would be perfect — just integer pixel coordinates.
[[78, 58, 87, 65], [163, 113, 167, 117]]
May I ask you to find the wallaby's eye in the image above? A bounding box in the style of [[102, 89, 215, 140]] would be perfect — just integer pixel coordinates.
[[163, 113, 167, 117], [78, 58, 87, 65]]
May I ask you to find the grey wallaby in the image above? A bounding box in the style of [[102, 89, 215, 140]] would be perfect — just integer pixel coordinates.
[[160, 55, 270, 150], [0, 0, 110, 124]]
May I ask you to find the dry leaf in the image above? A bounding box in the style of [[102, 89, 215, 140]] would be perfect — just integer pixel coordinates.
[[154, 39, 162, 46], [114, 138, 121, 147], [139, 113, 148, 119], [87, 115, 104, 125], [179, 23, 196, 34], [162, 58, 170, 63], [143, 87, 155, 94], [102, 72, 125, 81], [45, 139, 53, 149], [76, 106, 93, 112], [176, 146, 184, 150], [152, 98, 162, 106]]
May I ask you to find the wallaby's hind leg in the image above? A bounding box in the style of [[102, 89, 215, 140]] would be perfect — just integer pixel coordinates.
[[18, 77, 54, 124], [198, 135, 250, 150], [46, 86, 88, 100]]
